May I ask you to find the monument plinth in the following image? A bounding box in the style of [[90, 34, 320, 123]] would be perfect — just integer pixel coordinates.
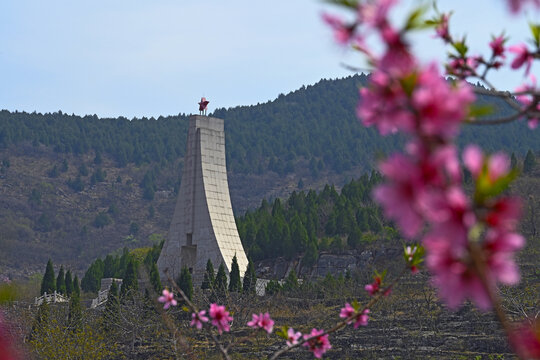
[[158, 115, 248, 285]]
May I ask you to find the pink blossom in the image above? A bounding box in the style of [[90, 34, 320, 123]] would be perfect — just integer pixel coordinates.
[[355, 309, 370, 328], [485, 197, 522, 231], [489, 35, 506, 58], [190, 310, 209, 330], [247, 312, 274, 334], [434, 13, 451, 42], [286, 328, 302, 347], [341, 304, 371, 328], [506, 0, 540, 13], [423, 233, 492, 309], [463, 145, 483, 178], [339, 303, 355, 321], [0, 314, 22, 360], [357, 71, 414, 135], [509, 321, 540, 359], [373, 154, 425, 238], [508, 44, 533, 74], [484, 230, 524, 285], [303, 328, 332, 359], [365, 276, 382, 296], [412, 64, 475, 138], [209, 303, 233, 334], [157, 289, 177, 310], [322, 13, 355, 45]]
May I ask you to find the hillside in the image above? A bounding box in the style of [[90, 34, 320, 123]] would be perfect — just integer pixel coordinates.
[[0, 75, 538, 277]]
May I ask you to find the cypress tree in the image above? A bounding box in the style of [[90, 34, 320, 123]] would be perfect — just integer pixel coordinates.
[[149, 262, 162, 293], [283, 269, 299, 291], [524, 149, 536, 173], [40, 259, 56, 295], [228, 255, 242, 293], [65, 270, 73, 296], [242, 259, 257, 294], [73, 275, 81, 297], [103, 282, 120, 332], [56, 266, 66, 295], [215, 263, 228, 296], [121, 260, 138, 296], [69, 292, 82, 327], [201, 259, 215, 290], [177, 267, 193, 301]]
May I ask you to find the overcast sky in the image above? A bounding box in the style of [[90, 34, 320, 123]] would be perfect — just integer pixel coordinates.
[[0, 0, 537, 118]]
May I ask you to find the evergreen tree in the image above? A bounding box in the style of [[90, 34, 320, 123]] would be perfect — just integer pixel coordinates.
[[65, 270, 73, 296], [56, 266, 66, 295], [215, 263, 228, 296], [103, 282, 120, 333], [73, 275, 81, 297], [40, 259, 56, 295], [149, 262, 162, 293], [283, 269, 299, 291], [177, 266, 193, 301], [228, 255, 242, 293], [242, 259, 257, 295], [524, 149, 536, 173], [121, 260, 138, 296], [201, 259, 215, 290], [69, 292, 82, 327]]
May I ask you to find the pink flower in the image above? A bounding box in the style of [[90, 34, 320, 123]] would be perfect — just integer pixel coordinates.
[[412, 64, 475, 138], [507, 0, 540, 13], [508, 44, 533, 74], [463, 145, 483, 178], [485, 197, 522, 231], [509, 320, 540, 359], [489, 35, 506, 58], [434, 13, 451, 42], [247, 312, 274, 334], [484, 230, 524, 285], [158, 289, 177, 310], [365, 276, 382, 296], [286, 328, 302, 347], [423, 233, 492, 309], [341, 304, 371, 328], [303, 328, 332, 359], [209, 303, 233, 334], [322, 13, 355, 45], [355, 309, 370, 328], [190, 310, 209, 330], [359, 0, 397, 29]]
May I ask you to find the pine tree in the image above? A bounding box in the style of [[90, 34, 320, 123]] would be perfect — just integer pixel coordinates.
[[283, 269, 299, 291], [177, 267, 193, 301], [149, 262, 162, 293], [121, 260, 138, 296], [103, 282, 120, 333], [228, 255, 242, 293], [65, 270, 73, 296], [215, 263, 228, 297], [242, 259, 257, 295], [201, 259, 215, 290], [40, 259, 56, 295], [524, 149, 536, 173], [56, 266, 66, 295], [69, 292, 82, 327], [73, 275, 81, 297]]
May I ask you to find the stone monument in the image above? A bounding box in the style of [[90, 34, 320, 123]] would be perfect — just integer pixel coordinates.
[[157, 115, 249, 285]]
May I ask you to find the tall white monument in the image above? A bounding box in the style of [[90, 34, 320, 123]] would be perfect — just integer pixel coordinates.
[[158, 115, 249, 285]]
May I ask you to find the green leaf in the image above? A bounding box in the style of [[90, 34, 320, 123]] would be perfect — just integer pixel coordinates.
[[452, 40, 468, 57], [276, 326, 289, 339], [404, 6, 429, 31], [182, 306, 190, 312], [351, 299, 361, 311], [529, 22, 540, 46], [468, 104, 494, 119]]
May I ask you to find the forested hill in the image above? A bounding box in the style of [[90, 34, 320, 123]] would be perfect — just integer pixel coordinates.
[[1, 74, 537, 178], [0, 75, 538, 277]]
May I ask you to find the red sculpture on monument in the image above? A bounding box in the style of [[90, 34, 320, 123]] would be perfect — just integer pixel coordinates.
[[198, 97, 209, 115]]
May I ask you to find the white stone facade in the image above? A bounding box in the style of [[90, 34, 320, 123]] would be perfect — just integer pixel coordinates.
[[157, 115, 248, 285]]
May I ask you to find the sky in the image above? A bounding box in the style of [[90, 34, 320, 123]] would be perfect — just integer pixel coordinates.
[[0, 0, 538, 118]]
